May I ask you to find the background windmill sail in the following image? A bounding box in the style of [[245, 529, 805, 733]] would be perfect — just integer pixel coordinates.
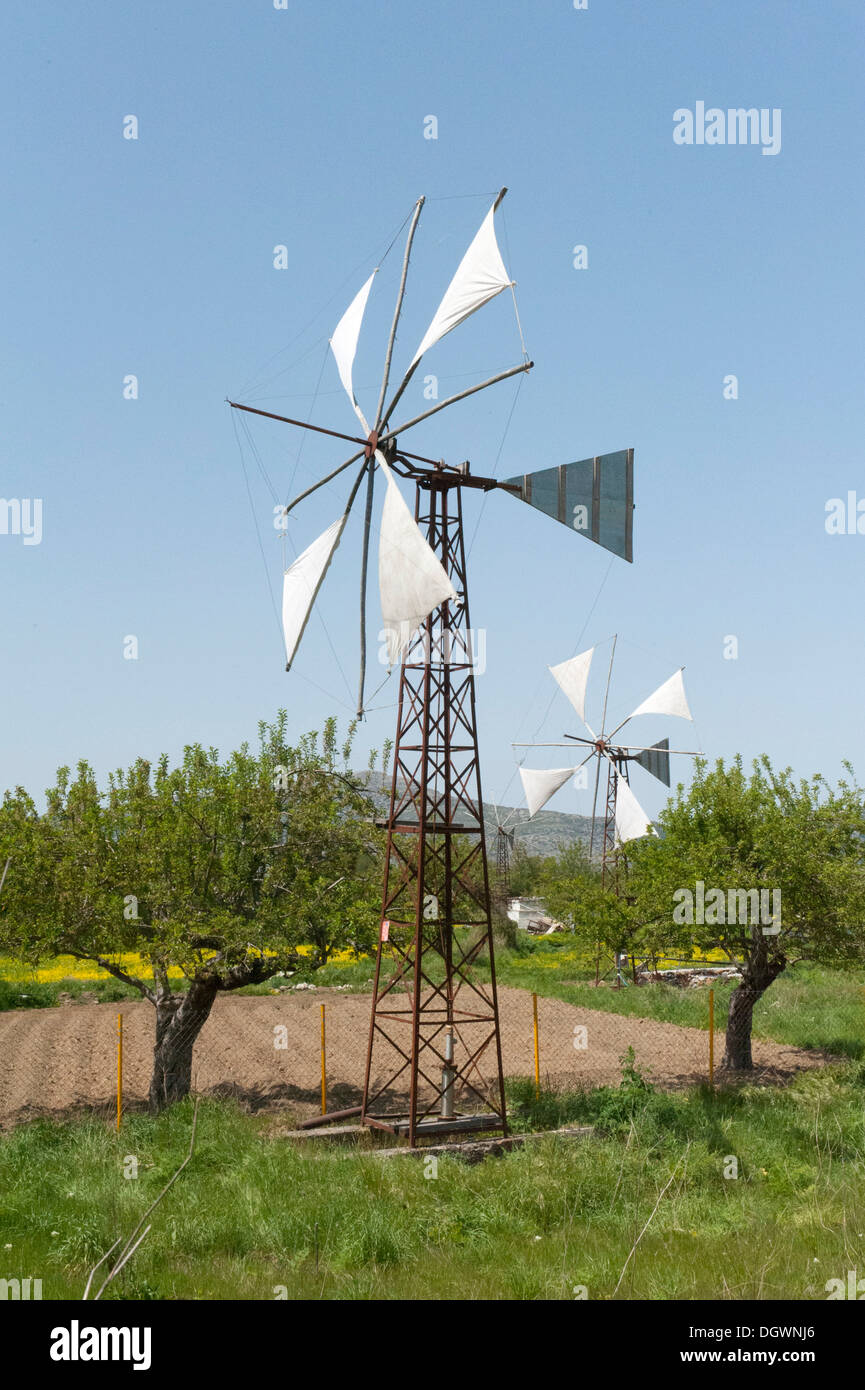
[[519, 764, 584, 819], [622, 668, 691, 723], [549, 647, 595, 725], [514, 637, 700, 887]]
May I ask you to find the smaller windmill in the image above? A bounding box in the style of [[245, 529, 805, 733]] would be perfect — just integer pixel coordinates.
[[515, 636, 700, 888], [494, 820, 516, 896]]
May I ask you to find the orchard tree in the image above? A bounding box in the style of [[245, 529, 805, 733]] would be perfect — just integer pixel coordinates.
[[540, 841, 638, 978], [626, 756, 865, 1068], [0, 714, 383, 1110]]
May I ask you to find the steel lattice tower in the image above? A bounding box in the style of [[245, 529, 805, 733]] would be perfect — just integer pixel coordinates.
[[361, 468, 508, 1146]]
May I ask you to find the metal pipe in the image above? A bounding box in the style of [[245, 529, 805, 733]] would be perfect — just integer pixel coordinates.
[[374, 196, 425, 434], [356, 196, 427, 721], [228, 400, 368, 448], [441, 1027, 455, 1119], [283, 450, 364, 516], [297, 1105, 363, 1130], [380, 361, 533, 444], [532, 993, 540, 1100]]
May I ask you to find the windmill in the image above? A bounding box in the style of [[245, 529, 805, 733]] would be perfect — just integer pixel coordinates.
[[229, 191, 635, 1146], [515, 636, 700, 893], [495, 823, 516, 896]]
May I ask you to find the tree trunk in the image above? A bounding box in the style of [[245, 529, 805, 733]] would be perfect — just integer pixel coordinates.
[[721, 949, 786, 1071], [149, 981, 218, 1112], [722, 979, 761, 1069]]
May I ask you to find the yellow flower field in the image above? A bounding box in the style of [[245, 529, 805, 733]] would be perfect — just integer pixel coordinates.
[[0, 946, 367, 985]]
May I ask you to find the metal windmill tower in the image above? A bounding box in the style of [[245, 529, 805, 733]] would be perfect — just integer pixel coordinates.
[[495, 822, 516, 897], [229, 192, 635, 1145], [516, 636, 699, 891]]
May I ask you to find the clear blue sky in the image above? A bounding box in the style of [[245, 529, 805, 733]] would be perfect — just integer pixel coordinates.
[[2, 1, 863, 827]]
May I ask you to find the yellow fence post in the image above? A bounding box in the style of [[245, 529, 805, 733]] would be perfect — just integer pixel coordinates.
[[116, 1013, 123, 1130], [532, 992, 540, 1099], [708, 988, 714, 1089], [320, 1002, 327, 1115]]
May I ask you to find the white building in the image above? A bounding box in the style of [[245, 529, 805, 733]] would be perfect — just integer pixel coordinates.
[[506, 896, 564, 935]]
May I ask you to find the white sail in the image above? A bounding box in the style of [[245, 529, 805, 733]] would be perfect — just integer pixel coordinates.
[[282, 516, 346, 669], [519, 765, 578, 819], [378, 455, 457, 664], [627, 668, 692, 723], [549, 647, 595, 724], [329, 271, 376, 430], [614, 775, 654, 844], [409, 201, 513, 368]]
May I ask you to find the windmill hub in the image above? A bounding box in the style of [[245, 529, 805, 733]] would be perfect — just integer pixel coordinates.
[[364, 430, 379, 459]]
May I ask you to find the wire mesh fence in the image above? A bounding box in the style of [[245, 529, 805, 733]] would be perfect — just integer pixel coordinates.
[[1, 962, 859, 1132]]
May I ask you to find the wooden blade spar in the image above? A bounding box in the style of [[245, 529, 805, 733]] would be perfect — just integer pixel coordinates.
[[357, 196, 426, 720]]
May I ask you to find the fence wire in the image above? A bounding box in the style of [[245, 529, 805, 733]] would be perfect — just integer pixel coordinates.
[[0, 956, 860, 1131]]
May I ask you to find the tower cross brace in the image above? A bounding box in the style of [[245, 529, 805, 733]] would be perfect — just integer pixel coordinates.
[[360, 467, 508, 1147]]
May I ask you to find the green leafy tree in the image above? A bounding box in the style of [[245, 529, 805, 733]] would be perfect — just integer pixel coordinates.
[[507, 845, 549, 898], [626, 756, 865, 1068], [540, 842, 636, 974], [0, 714, 382, 1109]]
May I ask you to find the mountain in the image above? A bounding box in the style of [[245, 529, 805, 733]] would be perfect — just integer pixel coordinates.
[[355, 771, 591, 859]]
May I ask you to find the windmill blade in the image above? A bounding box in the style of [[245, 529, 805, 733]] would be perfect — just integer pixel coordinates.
[[377, 454, 457, 665], [549, 646, 594, 725], [282, 516, 348, 670], [409, 190, 513, 370], [329, 272, 377, 432], [502, 450, 634, 562], [519, 762, 585, 819], [632, 738, 670, 787], [606, 762, 656, 844], [611, 668, 692, 738]]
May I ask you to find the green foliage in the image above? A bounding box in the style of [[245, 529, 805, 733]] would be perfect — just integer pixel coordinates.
[[539, 841, 636, 962], [0, 713, 384, 1002], [627, 755, 865, 981], [507, 845, 548, 897]]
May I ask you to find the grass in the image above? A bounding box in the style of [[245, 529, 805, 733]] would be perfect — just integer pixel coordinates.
[[480, 938, 865, 1059], [2, 1061, 865, 1300], [0, 974, 140, 1011]]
